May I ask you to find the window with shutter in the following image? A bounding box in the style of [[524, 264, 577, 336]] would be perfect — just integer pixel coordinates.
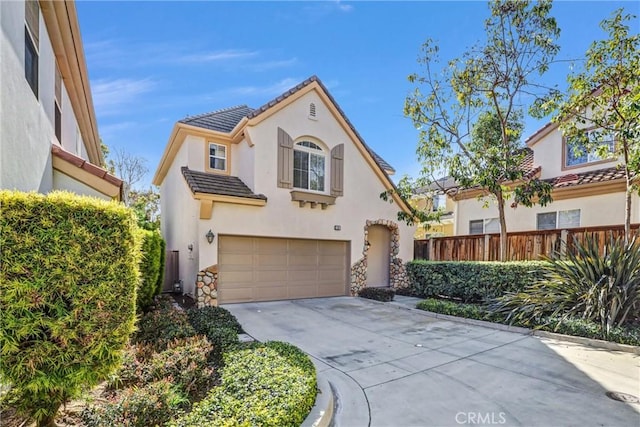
[[330, 144, 344, 196], [277, 127, 293, 188]]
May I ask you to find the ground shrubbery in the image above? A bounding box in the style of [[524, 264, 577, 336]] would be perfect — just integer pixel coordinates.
[[413, 237, 640, 346], [407, 260, 547, 302], [417, 298, 640, 346], [358, 287, 396, 302], [137, 230, 165, 311], [493, 236, 640, 334], [81, 297, 317, 426], [0, 191, 140, 427], [187, 306, 243, 361], [170, 341, 317, 427]]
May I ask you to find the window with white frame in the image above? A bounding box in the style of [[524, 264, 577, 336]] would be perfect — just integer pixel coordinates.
[[293, 141, 325, 191], [469, 218, 500, 235], [208, 143, 227, 171], [537, 209, 580, 230], [432, 194, 447, 212], [565, 129, 615, 167]]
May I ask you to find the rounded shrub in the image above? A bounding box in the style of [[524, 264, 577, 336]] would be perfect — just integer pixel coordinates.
[[170, 341, 317, 427], [0, 191, 140, 426]]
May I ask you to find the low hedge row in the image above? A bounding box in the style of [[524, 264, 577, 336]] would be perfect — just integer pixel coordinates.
[[170, 341, 317, 427], [358, 287, 396, 302], [407, 260, 548, 302], [416, 298, 640, 346]]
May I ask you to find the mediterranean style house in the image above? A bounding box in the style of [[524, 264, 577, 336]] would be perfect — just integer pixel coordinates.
[[415, 121, 636, 237], [153, 76, 415, 306], [0, 0, 122, 200]]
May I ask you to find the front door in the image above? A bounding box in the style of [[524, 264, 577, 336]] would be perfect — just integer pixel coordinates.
[[366, 225, 390, 287]]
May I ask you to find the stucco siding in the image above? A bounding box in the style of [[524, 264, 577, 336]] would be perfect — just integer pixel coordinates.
[[160, 143, 201, 295], [52, 170, 110, 200], [1, 1, 95, 195], [1, 1, 54, 192], [455, 191, 638, 234], [533, 128, 621, 180], [160, 88, 415, 296], [196, 91, 414, 278]]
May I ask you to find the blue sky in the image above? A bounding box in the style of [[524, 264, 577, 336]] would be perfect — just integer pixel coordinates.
[[76, 1, 638, 187]]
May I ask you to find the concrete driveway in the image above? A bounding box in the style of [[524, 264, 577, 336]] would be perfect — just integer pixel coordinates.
[[224, 297, 640, 427]]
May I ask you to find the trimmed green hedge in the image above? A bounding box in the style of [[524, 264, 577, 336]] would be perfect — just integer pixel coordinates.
[[170, 341, 317, 427], [358, 287, 396, 302], [0, 191, 140, 426], [407, 260, 548, 302], [138, 230, 165, 311]]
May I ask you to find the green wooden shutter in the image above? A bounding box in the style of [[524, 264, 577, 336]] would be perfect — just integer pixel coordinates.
[[330, 144, 344, 196], [277, 127, 293, 188]]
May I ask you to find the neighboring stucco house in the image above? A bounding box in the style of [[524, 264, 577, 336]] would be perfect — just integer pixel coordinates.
[[419, 123, 637, 236], [153, 76, 415, 306], [1, 0, 122, 200]]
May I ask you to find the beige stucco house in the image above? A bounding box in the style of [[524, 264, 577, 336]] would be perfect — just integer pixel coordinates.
[[1, 0, 122, 200], [153, 76, 415, 306], [419, 122, 637, 237]]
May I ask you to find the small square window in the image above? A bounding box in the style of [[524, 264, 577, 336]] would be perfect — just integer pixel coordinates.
[[469, 220, 484, 235], [537, 212, 557, 230], [558, 209, 580, 228], [208, 143, 227, 172]]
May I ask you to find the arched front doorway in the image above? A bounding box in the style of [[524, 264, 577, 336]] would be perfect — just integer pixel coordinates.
[[350, 219, 404, 295]]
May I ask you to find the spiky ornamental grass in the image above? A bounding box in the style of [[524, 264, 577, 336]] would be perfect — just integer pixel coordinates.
[[0, 191, 141, 427], [492, 235, 640, 336]]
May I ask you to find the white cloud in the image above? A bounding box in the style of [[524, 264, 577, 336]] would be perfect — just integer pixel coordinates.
[[178, 49, 258, 63], [335, 1, 354, 12], [204, 77, 301, 102], [92, 78, 156, 114]]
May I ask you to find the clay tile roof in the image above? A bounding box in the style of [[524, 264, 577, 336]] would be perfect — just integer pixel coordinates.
[[51, 145, 123, 187], [548, 167, 627, 189], [181, 167, 267, 200], [179, 105, 254, 133]]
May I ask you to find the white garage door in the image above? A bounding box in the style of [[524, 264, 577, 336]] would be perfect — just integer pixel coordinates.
[[218, 236, 349, 304]]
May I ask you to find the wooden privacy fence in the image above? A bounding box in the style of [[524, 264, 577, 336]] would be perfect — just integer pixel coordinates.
[[414, 224, 640, 261]]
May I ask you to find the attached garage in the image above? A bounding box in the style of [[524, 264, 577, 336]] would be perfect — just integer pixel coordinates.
[[218, 236, 350, 304]]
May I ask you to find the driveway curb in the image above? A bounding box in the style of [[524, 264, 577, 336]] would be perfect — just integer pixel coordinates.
[[384, 297, 640, 355], [301, 373, 334, 427]]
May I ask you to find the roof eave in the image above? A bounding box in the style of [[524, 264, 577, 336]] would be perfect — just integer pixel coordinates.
[[40, 1, 102, 166]]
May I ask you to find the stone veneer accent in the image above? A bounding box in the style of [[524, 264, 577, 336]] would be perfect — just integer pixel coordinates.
[[350, 219, 411, 295], [196, 265, 218, 307]]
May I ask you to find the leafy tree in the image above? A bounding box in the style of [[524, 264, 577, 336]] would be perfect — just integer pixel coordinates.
[[110, 147, 149, 206], [130, 187, 161, 231], [548, 9, 640, 242], [402, 0, 558, 260]]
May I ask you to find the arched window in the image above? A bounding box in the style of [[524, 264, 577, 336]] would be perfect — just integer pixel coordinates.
[[294, 141, 325, 191]]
